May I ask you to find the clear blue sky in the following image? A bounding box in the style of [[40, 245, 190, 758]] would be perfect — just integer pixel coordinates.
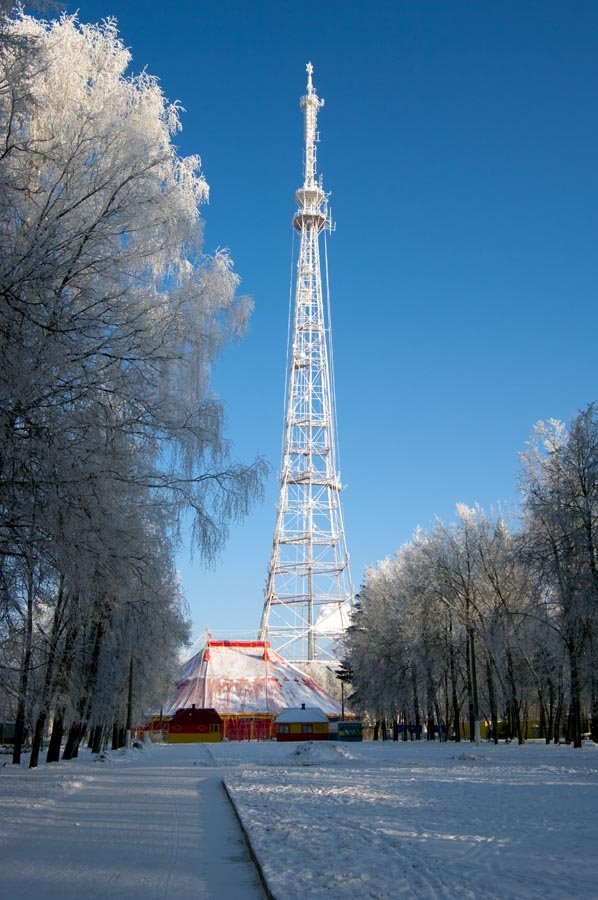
[[61, 0, 598, 639]]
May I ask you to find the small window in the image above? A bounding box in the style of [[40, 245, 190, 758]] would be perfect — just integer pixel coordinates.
[[302, 724, 313, 733], [278, 724, 290, 733]]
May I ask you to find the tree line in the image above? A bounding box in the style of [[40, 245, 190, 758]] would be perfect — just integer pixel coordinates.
[[344, 405, 598, 748], [0, 12, 265, 765]]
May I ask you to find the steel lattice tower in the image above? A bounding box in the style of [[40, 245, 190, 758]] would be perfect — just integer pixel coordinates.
[[258, 63, 353, 663]]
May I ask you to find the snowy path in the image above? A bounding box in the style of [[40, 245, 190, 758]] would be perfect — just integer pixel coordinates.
[[0, 744, 265, 900], [3, 739, 598, 899]]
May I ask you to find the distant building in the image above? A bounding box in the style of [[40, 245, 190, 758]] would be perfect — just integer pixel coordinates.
[[164, 640, 341, 741], [167, 706, 223, 743], [275, 704, 329, 742]]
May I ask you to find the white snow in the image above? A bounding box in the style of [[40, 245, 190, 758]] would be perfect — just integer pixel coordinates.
[[1, 739, 597, 899], [276, 706, 329, 723], [166, 641, 341, 716]]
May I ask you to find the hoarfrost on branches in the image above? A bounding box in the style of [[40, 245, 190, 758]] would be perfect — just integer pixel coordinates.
[[0, 11, 266, 765]]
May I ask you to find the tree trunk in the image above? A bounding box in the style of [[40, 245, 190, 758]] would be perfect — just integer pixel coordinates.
[[44, 616, 79, 763], [538, 686, 549, 745], [465, 627, 474, 742], [63, 619, 104, 760], [505, 649, 523, 744], [448, 616, 461, 742], [486, 656, 499, 745], [46, 710, 65, 763], [568, 642, 583, 748], [29, 716, 46, 770], [553, 685, 564, 744], [125, 656, 134, 748], [591, 673, 598, 743], [63, 722, 86, 759], [412, 669, 421, 740], [30, 583, 67, 769], [426, 667, 436, 740], [433, 696, 443, 742], [443, 670, 450, 741], [90, 724, 104, 754], [12, 562, 35, 765]]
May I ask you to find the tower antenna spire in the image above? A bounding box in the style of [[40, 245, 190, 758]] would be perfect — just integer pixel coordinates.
[[301, 61, 324, 190], [259, 64, 353, 663]]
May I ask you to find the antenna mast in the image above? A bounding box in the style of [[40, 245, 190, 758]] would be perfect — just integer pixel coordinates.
[[259, 63, 353, 663]]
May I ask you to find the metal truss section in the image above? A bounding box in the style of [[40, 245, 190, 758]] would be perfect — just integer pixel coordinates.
[[259, 64, 353, 662]]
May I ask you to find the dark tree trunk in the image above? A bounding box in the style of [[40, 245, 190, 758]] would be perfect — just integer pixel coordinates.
[[506, 649, 523, 744], [444, 670, 450, 741], [30, 584, 67, 769], [112, 722, 121, 750], [12, 564, 35, 765], [568, 643, 583, 748], [433, 696, 443, 742], [373, 720, 379, 741], [591, 674, 598, 743], [44, 616, 79, 763], [553, 685, 564, 744], [450, 661, 460, 740], [29, 716, 46, 770], [63, 619, 104, 760], [46, 710, 65, 763], [63, 722, 86, 759], [412, 669, 421, 740], [426, 667, 436, 740], [486, 656, 499, 745], [538, 687, 548, 744], [522, 702, 530, 741], [468, 627, 480, 744], [465, 627, 474, 742], [90, 725, 104, 754], [125, 656, 134, 747]]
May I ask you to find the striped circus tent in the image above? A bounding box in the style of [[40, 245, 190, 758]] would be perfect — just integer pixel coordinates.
[[164, 640, 341, 739]]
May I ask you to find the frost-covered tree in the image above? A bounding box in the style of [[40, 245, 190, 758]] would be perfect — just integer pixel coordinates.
[[520, 405, 598, 746], [0, 11, 266, 763], [345, 507, 561, 745]]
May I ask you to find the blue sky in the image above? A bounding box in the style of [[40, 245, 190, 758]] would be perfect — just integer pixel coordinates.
[[61, 0, 597, 639]]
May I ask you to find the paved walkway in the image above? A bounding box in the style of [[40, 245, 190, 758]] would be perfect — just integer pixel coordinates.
[[1, 744, 265, 900]]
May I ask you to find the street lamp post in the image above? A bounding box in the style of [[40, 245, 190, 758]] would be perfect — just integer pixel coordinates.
[[326, 666, 345, 720]]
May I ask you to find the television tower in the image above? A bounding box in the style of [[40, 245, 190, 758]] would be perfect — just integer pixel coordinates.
[[259, 63, 353, 663]]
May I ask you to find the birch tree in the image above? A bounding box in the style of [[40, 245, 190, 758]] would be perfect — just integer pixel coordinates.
[[0, 11, 266, 763], [520, 406, 598, 746]]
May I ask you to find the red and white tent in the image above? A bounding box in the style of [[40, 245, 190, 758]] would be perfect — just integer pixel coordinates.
[[164, 640, 341, 718]]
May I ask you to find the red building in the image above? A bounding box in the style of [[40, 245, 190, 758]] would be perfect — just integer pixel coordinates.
[[167, 706, 223, 743]]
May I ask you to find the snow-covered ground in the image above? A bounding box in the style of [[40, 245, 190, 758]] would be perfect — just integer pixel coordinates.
[[219, 739, 598, 900], [0, 742, 264, 900], [1, 739, 597, 899]]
